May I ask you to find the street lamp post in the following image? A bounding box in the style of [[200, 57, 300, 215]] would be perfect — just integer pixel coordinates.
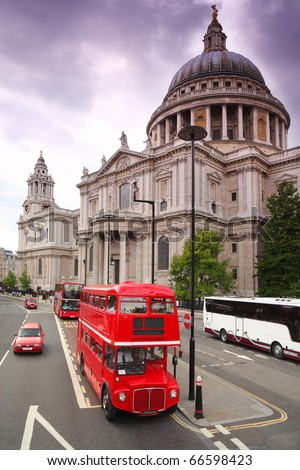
[[132, 181, 155, 284], [103, 213, 115, 284], [82, 236, 91, 285], [178, 125, 207, 401]]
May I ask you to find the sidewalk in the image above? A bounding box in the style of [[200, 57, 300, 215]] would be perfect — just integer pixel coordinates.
[[174, 308, 273, 426], [173, 358, 273, 427]]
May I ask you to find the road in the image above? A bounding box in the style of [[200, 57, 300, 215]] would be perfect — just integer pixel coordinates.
[[180, 316, 300, 450], [0, 296, 211, 451], [0, 295, 299, 452]]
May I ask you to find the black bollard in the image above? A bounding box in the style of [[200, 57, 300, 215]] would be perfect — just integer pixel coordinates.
[[194, 375, 204, 419]]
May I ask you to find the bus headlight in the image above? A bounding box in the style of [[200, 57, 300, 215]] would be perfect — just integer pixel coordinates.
[[118, 392, 127, 402], [170, 389, 178, 398]]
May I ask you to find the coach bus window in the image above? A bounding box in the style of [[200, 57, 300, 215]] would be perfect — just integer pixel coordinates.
[[150, 297, 174, 314], [120, 297, 147, 313]]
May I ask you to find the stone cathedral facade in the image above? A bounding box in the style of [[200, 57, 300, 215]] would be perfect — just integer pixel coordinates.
[[18, 8, 300, 295]]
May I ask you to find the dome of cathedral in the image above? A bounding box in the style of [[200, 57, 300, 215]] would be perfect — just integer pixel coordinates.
[[168, 50, 265, 93]]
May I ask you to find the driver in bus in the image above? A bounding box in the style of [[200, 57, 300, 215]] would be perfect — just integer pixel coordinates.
[[108, 296, 116, 312]]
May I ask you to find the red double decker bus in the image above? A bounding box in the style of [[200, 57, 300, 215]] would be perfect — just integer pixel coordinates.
[[54, 281, 84, 319], [77, 281, 181, 420]]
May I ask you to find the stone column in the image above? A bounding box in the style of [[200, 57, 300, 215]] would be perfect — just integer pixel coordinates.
[[275, 116, 280, 148], [253, 108, 258, 142], [238, 105, 244, 140], [93, 234, 99, 284], [119, 231, 127, 283], [266, 112, 271, 145], [165, 118, 170, 143], [206, 105, 211, 140], [222, 104, 228, 140]]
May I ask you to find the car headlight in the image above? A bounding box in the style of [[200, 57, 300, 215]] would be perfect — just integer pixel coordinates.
[[170, 389, 178, 398], [16, 344, 22, 347], [118, 392, 127, 402], [34, 344, 40, 347]]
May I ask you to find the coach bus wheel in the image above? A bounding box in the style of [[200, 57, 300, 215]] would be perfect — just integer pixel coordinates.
[[220, 329, 228, 343], [80, 354, 85, 376], [271, 342, 284, 360], [102, 387, 117, 421]]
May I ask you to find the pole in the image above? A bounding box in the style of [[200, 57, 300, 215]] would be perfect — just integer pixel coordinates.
[[178, 125, 207, 402], [133, 191, 155, 284], [151, 202, 155, 284], [194, 376, 204, 419], [189, 133, 196, 400], [107, 218, 110, 284]]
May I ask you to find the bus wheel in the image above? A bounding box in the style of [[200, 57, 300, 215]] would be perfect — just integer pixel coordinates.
[[166, 404, 177, 414], [271, 342, 284, 359], [80, 354, 85, 376], [220, 329, 228, 343], [102, 387, 117, 421]]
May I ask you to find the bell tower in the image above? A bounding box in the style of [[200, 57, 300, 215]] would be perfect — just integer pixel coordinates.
[[23, 150, 55, 215]]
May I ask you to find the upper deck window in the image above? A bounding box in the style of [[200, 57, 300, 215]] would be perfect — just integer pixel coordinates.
[[150, 297, 174, 314], [120, 296, 147, 314]]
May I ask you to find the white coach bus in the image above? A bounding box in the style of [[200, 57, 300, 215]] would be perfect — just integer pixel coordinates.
[[203, 296, 300, 361]]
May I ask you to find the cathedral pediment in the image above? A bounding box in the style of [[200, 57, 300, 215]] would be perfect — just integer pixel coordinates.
[[96, 150, 148, 177]]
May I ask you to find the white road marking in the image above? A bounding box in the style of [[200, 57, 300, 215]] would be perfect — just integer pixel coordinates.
[[201, 428, 214, 438], [223, 350, 254, 361], [0, 350, 10, 367], [216, 424, 231, 435], [231, 438, 250, 449], [21, 405, 74, 450], [54, 315, 87, 408], [214, 441, 228, 450]]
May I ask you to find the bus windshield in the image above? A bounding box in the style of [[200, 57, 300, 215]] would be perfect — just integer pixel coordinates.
[[63, 283, 83, 299], [150, 297, 174, 314], [120, 296, 147, 313], [61, 299, 79, 311], [116, 347, 164, 376]]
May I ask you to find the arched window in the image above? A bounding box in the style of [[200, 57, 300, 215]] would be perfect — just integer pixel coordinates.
[[158, 237, 169, 270], [119, 183, 130, 209], [89, 246, 93, 272], [38, 258, 42, 275], [74, 258, 79, 277]]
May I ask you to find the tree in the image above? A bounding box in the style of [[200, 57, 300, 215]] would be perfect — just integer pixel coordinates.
[[169, 229, 235, 301], [19, 270, 32, 291], [3, 270, 17, 289], [256, 181, 300, 296]]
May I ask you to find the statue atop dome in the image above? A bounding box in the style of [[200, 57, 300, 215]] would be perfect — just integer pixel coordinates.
[[211, 4, 218, 22]]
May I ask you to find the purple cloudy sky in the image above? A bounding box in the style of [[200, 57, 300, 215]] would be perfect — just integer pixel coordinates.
[[0, 0, 299, 252]]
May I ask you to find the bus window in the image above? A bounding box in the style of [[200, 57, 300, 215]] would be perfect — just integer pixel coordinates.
[[116, 347, 146, 376], [146, 346, 164, 360], [120, 296, 147, 313], [105, 344, 114, 370], [150, 297, 174, 314], [107, 296, 117, 312], [99, 296, 106, 310]]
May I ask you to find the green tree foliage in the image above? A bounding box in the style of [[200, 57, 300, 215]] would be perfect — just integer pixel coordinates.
[[19, 270, 32, 291], [169, 229, 235, 300], [257, 181, 300, 296], [3, 270, 17, 289]]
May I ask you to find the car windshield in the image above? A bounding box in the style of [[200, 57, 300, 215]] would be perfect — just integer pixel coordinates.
[[19, 328, 41, 337], [27, 298, 36, 302]]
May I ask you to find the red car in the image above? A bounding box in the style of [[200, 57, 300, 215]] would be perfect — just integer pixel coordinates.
[[13, 322, 45, 354], [24, 297, 38, 309]]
